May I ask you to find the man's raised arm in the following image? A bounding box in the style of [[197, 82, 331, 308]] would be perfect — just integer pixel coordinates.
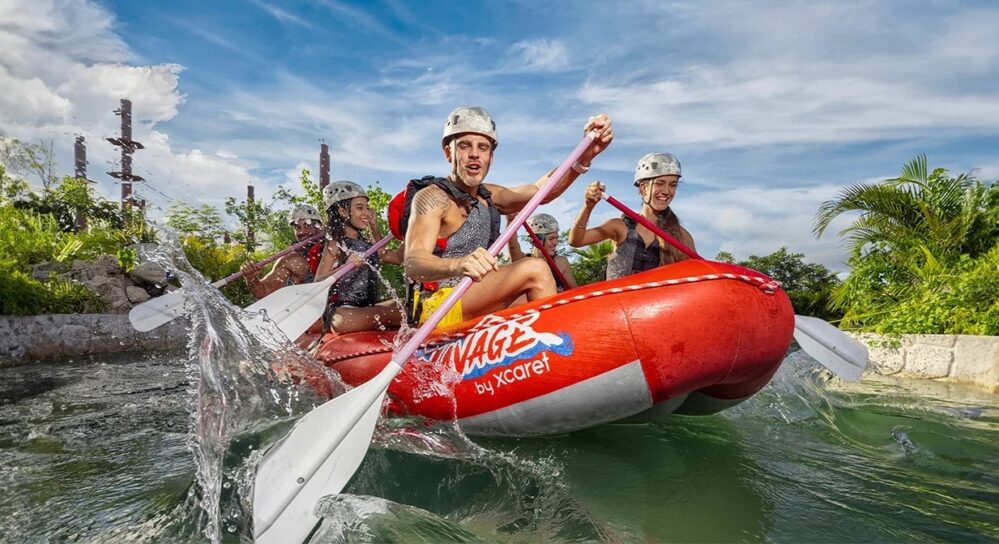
[[489, 114, 614, 214]]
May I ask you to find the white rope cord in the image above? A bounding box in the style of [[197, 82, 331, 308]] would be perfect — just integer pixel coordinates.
[[319, 273, 781, 363]]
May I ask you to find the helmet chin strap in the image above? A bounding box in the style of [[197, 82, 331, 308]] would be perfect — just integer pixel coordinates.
[[641, 182, 654, 208], [449, 140, 460, 181]]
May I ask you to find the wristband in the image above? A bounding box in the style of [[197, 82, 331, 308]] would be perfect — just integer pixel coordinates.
[[571, 161, 590, 174]]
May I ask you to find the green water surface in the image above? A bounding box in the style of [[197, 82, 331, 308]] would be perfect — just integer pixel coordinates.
[[0, 351, 996, 543]]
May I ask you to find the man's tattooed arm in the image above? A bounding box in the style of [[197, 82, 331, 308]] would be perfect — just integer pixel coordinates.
[[413, 185, 450, 215], [404, 185, 461, 281]]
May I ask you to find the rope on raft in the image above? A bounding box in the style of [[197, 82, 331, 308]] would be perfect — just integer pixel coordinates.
[[319, 272, 782, 363]]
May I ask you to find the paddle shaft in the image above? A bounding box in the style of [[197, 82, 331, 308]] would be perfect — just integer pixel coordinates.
[[265, 133, 600, 531], [391, 132, 598, 364], [604, 195, 702, 260], [221, 232, 325, 286], [523, 223, 572, 290]]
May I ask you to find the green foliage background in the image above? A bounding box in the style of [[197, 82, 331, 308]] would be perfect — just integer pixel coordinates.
[[815, 155, 999, 335], [3, 138, 997, 341]]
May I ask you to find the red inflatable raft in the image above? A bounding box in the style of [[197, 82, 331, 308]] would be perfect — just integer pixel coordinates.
[[304, 259, 794, 437]]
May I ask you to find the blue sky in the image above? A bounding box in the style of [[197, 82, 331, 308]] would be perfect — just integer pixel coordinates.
[[2, 0, 998, 270]]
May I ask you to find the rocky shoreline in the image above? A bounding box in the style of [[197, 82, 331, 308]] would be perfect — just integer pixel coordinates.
[[0, 314, 188, 365], [31, 255, 173, 314]]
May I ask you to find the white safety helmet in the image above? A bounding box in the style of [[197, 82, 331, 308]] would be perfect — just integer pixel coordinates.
[[323, 180, 367, 211], [442, 106, 498, 149], [527, 213, 559, 235], [634, 153, 682, 186], [288, 204, 322, 226]]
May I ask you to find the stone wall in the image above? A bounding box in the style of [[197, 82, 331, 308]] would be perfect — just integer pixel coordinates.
[[0, 314, 188, 366], [852, 333, 999, 393]]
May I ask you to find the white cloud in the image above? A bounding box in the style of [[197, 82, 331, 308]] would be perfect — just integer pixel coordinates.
[[0, 0, 256, 219], [578, 66, 999, 149], [574, 2, 999, 149], [972, 162, 999, 181], [508, 39, 569, 73], [676, 183, 858, 271], [247, 0, 315, 29]]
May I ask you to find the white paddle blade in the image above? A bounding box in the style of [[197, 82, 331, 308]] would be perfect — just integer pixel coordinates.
[[243, 277, 334, 341], [793, 315, 869, 381], [252, 363, 398, 543], [128, 289, 188, 332]]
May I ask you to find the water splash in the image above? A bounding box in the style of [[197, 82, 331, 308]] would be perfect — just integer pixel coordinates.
[[137, 229, 344, 543]]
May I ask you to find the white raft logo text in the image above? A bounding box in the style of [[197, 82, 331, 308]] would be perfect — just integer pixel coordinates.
[[417, 313, 574, 381]]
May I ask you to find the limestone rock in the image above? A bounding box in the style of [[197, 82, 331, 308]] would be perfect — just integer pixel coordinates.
[[904, 344, 954, 379], [129, 261, 168, 287], [126, 285, 151, 303], [31, 261, 68, 281], [95, 254, 121, 275]]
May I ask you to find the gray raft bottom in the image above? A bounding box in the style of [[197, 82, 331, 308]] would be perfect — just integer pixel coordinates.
[[456, 360, 747, 437]]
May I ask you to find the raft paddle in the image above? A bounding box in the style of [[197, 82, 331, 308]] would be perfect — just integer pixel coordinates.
[[128, 233, 325, 332], [602, 194, 868, 382], [243, 234, 394, 342], [251, 132, 598, 544], [522, 222, 573, 290]]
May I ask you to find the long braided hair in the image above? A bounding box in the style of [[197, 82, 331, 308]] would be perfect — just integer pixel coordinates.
[[654, 207, 688, 265]]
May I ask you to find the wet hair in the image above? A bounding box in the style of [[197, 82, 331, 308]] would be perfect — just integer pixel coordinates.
[[325, 200, 369, 265]]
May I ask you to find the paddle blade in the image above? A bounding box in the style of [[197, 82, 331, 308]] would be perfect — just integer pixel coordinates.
[[128, 289, 188, 332], [243, 278, 333, 341], [793, 315, 868, 381], [252, 363, 398, 543]]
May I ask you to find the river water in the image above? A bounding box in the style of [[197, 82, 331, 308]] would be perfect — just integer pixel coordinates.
[[1, 345, 996, 543]]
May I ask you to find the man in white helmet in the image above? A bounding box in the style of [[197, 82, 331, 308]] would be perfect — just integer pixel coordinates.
[[568, 152, 695, 280], [241, 203, 325, 299], [403, 106, 612, 325], [507, 213, 578, 292]]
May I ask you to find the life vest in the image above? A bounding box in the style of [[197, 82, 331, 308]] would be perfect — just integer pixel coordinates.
[[289, 241, 324, 285], [606, 216, 661, 281], [387, 176, 501, 251], [388, 176, 502, 321]]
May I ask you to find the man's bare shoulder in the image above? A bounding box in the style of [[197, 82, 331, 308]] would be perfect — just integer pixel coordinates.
[[274, 252, 307, 268], [412, 184, 452, 216]]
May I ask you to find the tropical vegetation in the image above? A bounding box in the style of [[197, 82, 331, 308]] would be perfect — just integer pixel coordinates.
[[814, 154, 999, 335], [2, 139, 996, 338]]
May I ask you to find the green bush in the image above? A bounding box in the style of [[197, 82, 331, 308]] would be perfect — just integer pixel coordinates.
[[816, 155, 999, 335], [862, 246, 999, 336], [0, 259, 104, 315], [179, 235, 256, 307], [0, 204, 62, 265]]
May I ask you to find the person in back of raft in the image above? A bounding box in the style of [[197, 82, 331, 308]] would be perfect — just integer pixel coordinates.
[[403, 106, 613, 326], [241, 204, 325, 299], [506, 213, 578, 292], [315, 180, 405, 334], [568, 153, 695, 279]]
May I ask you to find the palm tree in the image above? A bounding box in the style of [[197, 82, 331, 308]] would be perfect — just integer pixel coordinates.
[[814, 154, 998, 265], [813, 154, 999, 325], [570, 239, 614, 286]]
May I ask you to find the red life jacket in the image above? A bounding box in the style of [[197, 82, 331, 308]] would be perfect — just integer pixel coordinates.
[[306, 241, 323, 274]]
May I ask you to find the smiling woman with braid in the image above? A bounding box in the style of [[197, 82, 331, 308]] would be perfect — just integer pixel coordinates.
[[568, 153, 695, 280], [314, 180, 404, 334]]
